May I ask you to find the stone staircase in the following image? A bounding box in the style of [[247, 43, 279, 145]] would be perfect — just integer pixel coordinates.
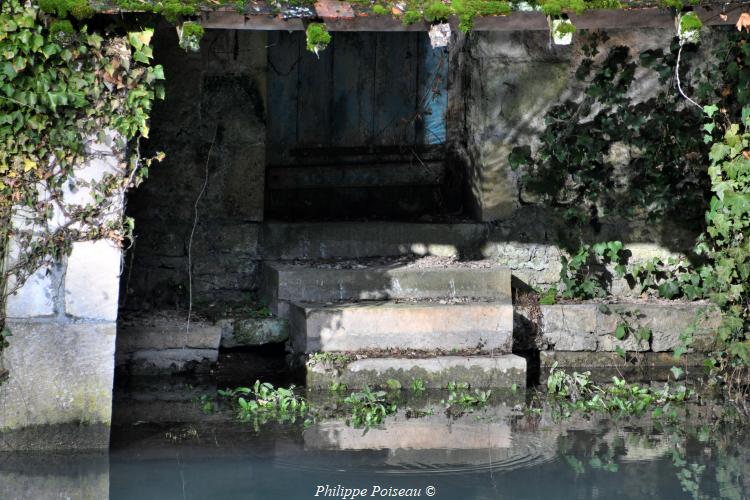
[[260, 251, 526, 389]]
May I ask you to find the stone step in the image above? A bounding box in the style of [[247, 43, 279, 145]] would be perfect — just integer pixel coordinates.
[[289, 301, 513, 354], [306, 355, 526, 389], [262, 261, 512, 318], [261, 222, 487, 260]]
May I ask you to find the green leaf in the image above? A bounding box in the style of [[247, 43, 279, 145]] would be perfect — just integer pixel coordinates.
[[614, 323, 628, 340]]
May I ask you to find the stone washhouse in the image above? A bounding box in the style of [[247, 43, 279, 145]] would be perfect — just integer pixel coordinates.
[[0, 4, 735, 449]]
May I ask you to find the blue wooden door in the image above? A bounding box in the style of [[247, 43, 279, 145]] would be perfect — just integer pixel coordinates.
[[267, 31, 448, 165]]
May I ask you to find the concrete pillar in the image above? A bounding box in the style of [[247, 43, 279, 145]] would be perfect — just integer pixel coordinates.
[[0, 134, 124, 450]]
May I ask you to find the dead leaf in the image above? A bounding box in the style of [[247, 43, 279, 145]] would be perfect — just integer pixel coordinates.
[[720, 13, 728, 21], [737, 12, 750, 32]]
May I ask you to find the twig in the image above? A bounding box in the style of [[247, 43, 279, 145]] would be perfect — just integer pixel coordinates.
[[187, 127, 217, 332], [676, 42, 703, 111]]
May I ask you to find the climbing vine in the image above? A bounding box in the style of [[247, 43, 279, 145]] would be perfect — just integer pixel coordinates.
[[0, 0, 163, 336], [509, 33, 710, 230]]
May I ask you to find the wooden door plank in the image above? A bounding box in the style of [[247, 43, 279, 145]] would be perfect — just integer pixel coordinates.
[[417, 39, 448, 145], [297, 34, 335, 148], [267, 31, 301, 164], [331, 32, 376, 147], [373, 32, 418, 146]]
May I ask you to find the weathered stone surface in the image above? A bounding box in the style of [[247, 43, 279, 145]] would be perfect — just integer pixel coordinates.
[[123, 348, 218, 374], [539, 351, 706, 383], [4, 266, 57, 319], [220, 317, 289, 348], [263, 262, 512, 318], [116, 319, 221, 353], [290, 301, 513, 354], [527, 302, 720, 353], [307, 355, 526, 389], [120, 25, 267, 308], [262, 222, 486, 260], [116, 313, 221, 373], [539, 305, 597, 351], [0, 321, 116, 449], [65, 240, 121, 321]]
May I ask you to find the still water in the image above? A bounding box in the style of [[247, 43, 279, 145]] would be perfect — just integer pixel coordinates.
[[1, 393, 748, 500]]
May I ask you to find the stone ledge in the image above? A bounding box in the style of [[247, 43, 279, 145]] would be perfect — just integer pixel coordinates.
[[218, 317, 289, 348], [291, 301, 514, 354], [539, 351, 706, 384], [515, 302, 720, 353], [307, 355, 526, 389]]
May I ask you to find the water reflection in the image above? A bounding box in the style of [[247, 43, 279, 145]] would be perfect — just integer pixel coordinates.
[[0, 392, 748, 499]]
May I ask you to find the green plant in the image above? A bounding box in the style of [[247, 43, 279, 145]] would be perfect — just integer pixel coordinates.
[[410, 378, 426, 393], [539, 287, 558, 305], [305, 22, 331, 55], [510, 40, 710, 229], [219, 381, 307, 429], [546, 362, 690, 417], [554, 20, 577, 36], [558, 241, 626, 299], [401, 10, 423, 25], [424, 2, 453, 22], [307, 352, 352, 369], [679, 12, 702, 34], [372, 4, 389, 15], [385, 378, 402, 391], [344, 386, 398, 428], [443, 381, 491, 417], [0, 0, 164, 338], [178, 21, 204, 52]]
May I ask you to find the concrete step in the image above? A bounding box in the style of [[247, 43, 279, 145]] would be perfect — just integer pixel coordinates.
[[289, 301, 513, 354], [262, 261, 512, 318], [306, 355, 526, 389], [261, 222, 487, 260]]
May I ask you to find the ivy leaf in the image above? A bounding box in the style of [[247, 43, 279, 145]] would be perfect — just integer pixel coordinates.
[[703, 104, 719, 117], [657, 281, 680, 299], [670, 366, 684, 380], [614, 323, 628, 340]]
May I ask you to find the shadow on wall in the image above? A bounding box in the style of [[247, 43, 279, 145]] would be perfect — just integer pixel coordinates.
[[119, 24, 716, 315]]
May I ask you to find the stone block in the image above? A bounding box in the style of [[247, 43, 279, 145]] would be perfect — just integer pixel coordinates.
[[648, 304, 720, 352], [263, 262, 512, 318], [539, 304, 597, 351], [4, 266, 57, 319], [536, 302, 719, 354], [0, 321, 116, 449], [116, 317, 221, 354], [220, 317, 289, 348], [64, 240, 122, 321], [290, 301, 513, 354], [307, 355, 526, 389]]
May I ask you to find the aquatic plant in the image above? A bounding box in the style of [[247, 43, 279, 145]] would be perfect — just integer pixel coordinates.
[[343, 386, 398, 428], [219, 381, 308, 428], [546, 363, 690, 417]]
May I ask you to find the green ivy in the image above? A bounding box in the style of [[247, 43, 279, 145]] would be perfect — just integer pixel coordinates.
[[511, 36, 710, 229], [0, 0, 163, 333]]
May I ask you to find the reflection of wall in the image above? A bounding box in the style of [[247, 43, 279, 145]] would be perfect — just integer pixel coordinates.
[[0, 452, 109, 498], [122, 25, 267, 310]]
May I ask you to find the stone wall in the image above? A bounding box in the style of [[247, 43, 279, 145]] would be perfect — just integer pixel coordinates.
[[455, 27, 722, 293], [1, 136, 124, 450], [121, 25, 267, 312]]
